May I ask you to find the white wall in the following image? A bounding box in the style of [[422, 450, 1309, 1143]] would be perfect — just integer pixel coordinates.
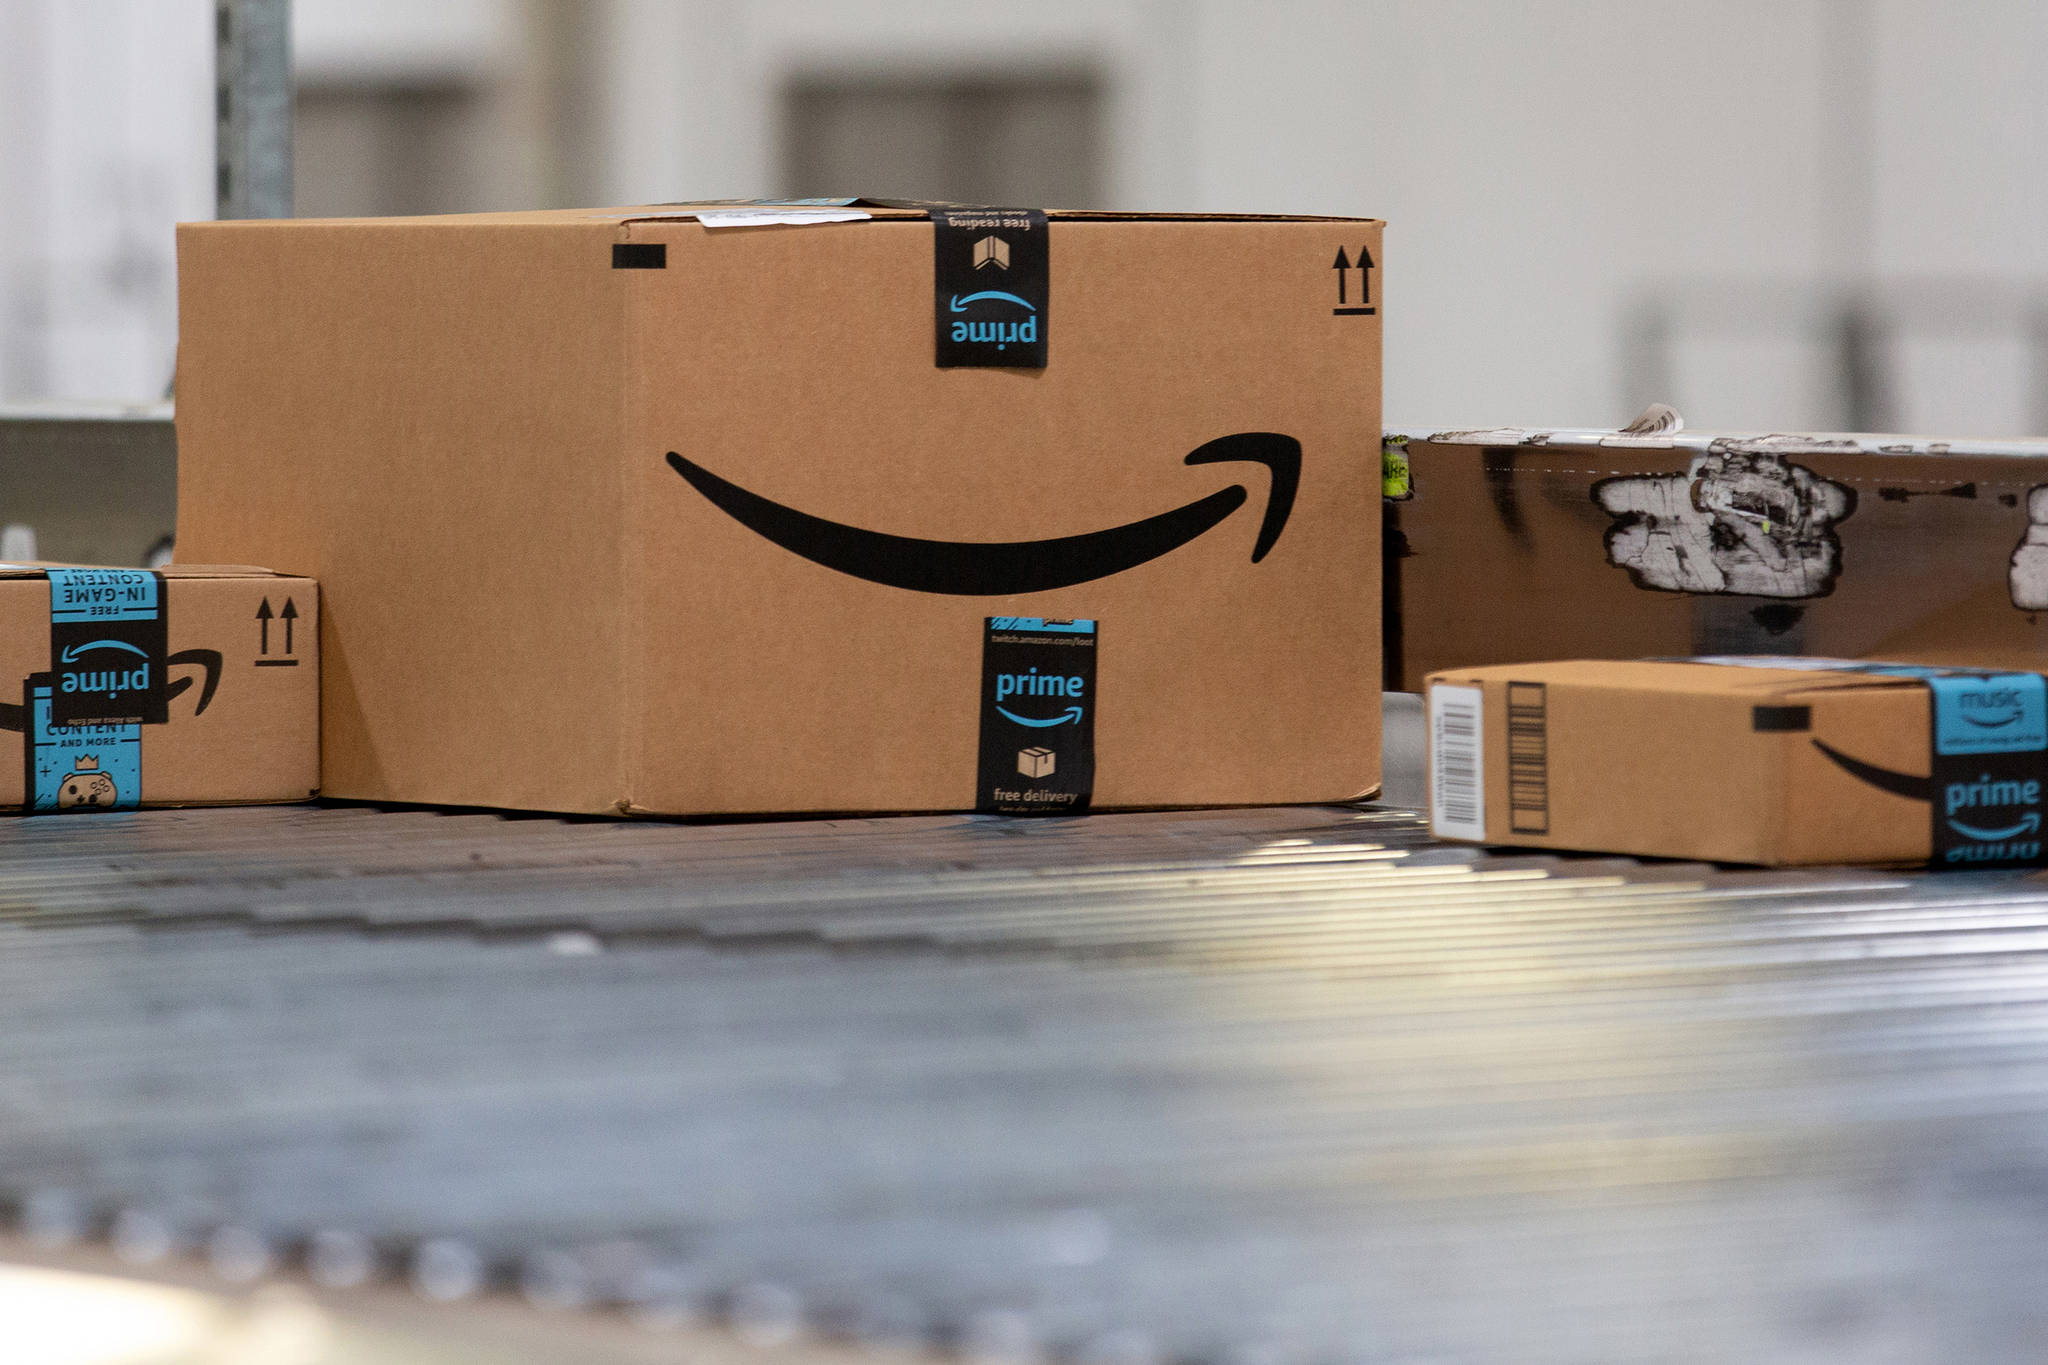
[[0, 0, 212, 403], [1190, 0, 1845, 428], [584, 0, 2048, 435], [3, 0, 2046, 435]]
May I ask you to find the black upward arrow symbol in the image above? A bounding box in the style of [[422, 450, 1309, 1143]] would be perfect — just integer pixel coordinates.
[[1356, 244, 1374, 307], [256, 598, 272, 654], [280, 598, 298, 653], [1332, 246, 1351, 305]]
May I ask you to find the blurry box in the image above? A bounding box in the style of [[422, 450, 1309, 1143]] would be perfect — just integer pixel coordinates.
[[1425, 657, 2048, 868], [0, 565, 318, 810], [1384, 426, 2048, 692], [173, 202, 1381, 815]]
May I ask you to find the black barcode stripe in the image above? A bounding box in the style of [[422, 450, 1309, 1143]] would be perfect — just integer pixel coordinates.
[[1506, 682, 1549, 835], [1432, 689, 1484, 835]]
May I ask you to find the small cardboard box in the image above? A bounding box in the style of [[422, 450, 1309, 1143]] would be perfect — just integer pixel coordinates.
[[1384, 426, 2048, 692], [0, 565, 318, 811], [173, 202, 1382, 816], [1425, 657, 2048, 868]]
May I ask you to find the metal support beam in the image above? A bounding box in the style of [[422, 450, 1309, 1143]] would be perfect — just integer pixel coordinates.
[[214, 0, 293, 220]]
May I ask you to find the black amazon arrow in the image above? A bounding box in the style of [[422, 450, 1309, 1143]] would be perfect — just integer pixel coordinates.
[[0, 650, 221, 734], [1812, 738, 1932, 802], [663, 431, 1301, 596]]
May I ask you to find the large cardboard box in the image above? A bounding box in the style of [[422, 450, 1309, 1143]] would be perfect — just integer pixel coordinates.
[[174, 203, 1382, 815], [1425, 657, 2048, 868], [0, 565, 317, 810], [1384, 426, 2048, 692]]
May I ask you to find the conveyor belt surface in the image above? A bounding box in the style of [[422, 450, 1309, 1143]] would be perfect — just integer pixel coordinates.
[[2, 802, 2047, 1363]]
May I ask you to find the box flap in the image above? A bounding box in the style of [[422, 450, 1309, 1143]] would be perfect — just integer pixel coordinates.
[[1430, 658, 1933, 698], [0, 562, 302, 580], [1396, 423, 2048, 461], [196, 203, 1383, 231]]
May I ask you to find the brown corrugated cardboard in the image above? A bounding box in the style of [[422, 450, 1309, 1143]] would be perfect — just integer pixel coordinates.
[[0, 564, 318, 810], [1385, 425, 2048, 692], [173, 203, 1381, 815], [1424, 658, 2048, 868]]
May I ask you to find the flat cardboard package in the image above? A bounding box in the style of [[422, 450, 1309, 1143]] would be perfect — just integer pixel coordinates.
[[0, 565, 317, 811], [1384, 425, 2048, 692], [174, 202, 1382, 815], [1425, 657, 2048, 867]]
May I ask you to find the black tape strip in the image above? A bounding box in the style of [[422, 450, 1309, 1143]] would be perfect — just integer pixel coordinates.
[[977, 617, 1095, 814], [612, 243, 666, 269], [1752, 705, 1811, 732], [931, 208, 1048, 368]]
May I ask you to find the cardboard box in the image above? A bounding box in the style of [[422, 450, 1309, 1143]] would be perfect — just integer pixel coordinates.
[[1425, 657, 2048, 867], [0, 565, 318, 811], [1384, 426, 2048, 692], [173, 202, 1382, 815]]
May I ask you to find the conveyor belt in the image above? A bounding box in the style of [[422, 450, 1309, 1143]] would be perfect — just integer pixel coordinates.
[[3, 802, 2047, 1363]]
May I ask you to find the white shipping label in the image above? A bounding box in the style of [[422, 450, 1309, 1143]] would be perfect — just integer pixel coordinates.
[[692, 210, 871, 228], [1429, 685, 1487, 841]]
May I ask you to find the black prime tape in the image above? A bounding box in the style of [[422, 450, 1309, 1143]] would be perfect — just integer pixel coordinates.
[[47, 568, 168, 726], [931, 207, 1048, 369], [977, 617, 1095, 814]]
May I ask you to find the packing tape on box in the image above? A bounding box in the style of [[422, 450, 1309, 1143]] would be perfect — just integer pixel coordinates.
[[15, 569, 167, 812], [24, 681, 139, 812], [45, 568, 168, 726], [926, 207, 1049, 370]]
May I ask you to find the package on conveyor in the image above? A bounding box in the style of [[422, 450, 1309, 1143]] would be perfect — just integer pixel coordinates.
[[0, 564, 318, 811], [172, 201, 1381, 816], [1382, 418, 2048, 692], [1425, 657, 2048, 868]]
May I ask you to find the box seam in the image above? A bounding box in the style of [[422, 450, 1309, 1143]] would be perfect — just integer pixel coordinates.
[[617, 222, 641, 816]]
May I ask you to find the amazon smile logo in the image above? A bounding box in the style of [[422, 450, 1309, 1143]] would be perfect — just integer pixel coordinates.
[[663, 432, 1301, 596], [57, 639, 153, 699], [997, 704, 1082, 727], [1957, 687, 2027, 729], [946, 291, 1038, 351], [950, 291, 1035, 313], [60, 639, 148, 664], [1943, 770, 2046, 861], [1949, 811, 2042, 841], [995, 667, 1084, 728]]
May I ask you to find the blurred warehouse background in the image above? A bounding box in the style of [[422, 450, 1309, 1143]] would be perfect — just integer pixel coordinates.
[[2, 0, 2048, 436]]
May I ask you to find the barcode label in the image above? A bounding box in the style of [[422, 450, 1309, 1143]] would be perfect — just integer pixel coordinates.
[[1506, 681, 1550, 834], [1430, 684, 1486, 841]]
